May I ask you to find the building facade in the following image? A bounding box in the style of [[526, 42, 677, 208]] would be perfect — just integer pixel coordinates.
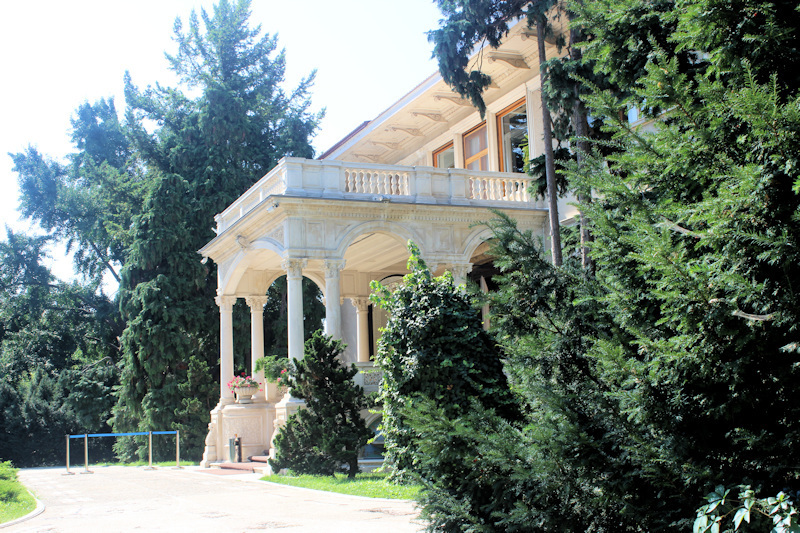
[[198, 18, 575, 467]]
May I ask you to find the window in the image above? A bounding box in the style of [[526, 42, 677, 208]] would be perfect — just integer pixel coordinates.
[[433, 142, 455, 169], [498, 99, 527, 173], [464, 123, 488, 171]]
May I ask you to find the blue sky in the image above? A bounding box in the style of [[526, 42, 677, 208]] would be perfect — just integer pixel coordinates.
[[0, 0, 442, 282]]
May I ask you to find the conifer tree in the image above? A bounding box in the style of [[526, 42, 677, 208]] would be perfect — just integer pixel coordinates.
[[269, 331, 372, 479], [113, 0, 321, 459]]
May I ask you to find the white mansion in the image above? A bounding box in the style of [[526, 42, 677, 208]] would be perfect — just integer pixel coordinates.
[[198, 17, 577, 467]]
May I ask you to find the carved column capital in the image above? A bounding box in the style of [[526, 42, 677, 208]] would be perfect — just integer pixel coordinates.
[[350, 297, 370, 313], [323, 259, 346, 279], [244, 295, 269, 310], [281, 258, 307, 280], [215, 295, 236, 311], [449, 262, 473, 284]]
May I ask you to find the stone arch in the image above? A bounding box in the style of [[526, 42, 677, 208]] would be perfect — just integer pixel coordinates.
[[217, 238, 285, 295], [462, 226, 496, 261], [334, 220, 425, 259]]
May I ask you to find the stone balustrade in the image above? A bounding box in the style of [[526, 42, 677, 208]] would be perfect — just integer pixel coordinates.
[[353, 362, 382, 393], [214, 157, 543, 234]]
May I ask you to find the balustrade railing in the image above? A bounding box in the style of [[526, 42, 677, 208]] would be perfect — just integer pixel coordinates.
[[215, 157, 542, 233]]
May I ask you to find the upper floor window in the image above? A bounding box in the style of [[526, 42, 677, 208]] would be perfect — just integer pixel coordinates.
[[433, 142, 455, 169], [498, 100, 527, 173], [464, 123, 488, 171]]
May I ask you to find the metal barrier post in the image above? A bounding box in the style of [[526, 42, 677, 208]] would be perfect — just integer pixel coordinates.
[[175, 430, 181, 469], [145, 431, 154, 470], [64, 435, 74, 475], [81, 434, 93, 474]]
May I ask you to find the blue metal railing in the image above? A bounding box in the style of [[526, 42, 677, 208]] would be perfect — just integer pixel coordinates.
[[66, 430, 180, 474]]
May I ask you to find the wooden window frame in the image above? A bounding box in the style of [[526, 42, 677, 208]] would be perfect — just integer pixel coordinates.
[[463, 122, 488, 170], [497, 98, 527, 173], [433, 141, 454, 168]]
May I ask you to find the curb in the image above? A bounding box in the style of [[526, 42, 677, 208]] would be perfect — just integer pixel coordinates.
[[0, 489, 45, 529]]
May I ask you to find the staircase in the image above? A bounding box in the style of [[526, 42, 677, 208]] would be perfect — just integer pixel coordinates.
[[212, 455, 271, 474]]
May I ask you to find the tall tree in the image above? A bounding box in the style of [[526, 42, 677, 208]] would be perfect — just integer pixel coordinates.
[[429, 0, 564, 265], [113, 0, 321, 459]]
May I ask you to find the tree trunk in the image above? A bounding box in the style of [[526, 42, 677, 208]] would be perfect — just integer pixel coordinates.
[[569, 25, 593, 272], [536, 16, 563, 267]]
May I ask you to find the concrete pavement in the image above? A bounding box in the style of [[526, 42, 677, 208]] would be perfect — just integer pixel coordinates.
[[8, 465, 423, 532]]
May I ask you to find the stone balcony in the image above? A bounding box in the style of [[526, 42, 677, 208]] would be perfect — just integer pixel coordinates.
[[214, 157, 544, 234]]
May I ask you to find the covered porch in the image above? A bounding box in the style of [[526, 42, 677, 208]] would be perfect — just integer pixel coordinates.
[[197, 156, 547, 467]]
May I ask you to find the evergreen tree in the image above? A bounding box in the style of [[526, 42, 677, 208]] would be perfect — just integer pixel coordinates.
[[370, 243, 519, 481], [269, 331, 372, 479], [112, 0, 321, 459]]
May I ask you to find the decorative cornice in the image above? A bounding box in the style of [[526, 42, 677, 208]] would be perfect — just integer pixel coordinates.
[[386, 125, 423, 136], [411, 111, 446, 123], [433, 94, 473, 106], [487, 51, 530, 69]]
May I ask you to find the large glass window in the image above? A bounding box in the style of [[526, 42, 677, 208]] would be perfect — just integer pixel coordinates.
[[433, 142, 455, 169], [464, 123, 488, 171], [498, 100, 528, 173]]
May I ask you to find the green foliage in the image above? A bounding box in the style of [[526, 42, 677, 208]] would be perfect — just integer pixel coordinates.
[[269, 332, 372, 479], [0, 231, 118, 466], [370, 242, 519, 481], [694, 486, 800, 533], [111, 0, 321, 460]]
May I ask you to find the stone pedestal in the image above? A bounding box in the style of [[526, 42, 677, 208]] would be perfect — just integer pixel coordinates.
[[200, 400, 275, 467]]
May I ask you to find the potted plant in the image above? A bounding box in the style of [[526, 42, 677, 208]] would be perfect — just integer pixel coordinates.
[[227, 373, 261, 404]]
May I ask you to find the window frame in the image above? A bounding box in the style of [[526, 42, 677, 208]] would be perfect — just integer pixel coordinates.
[[433, 141, 455, 169], [496, 98, 528, 173], [463, 122, 488, 171]]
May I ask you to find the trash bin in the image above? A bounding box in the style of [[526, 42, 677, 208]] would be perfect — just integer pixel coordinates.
[[228, 436, 242, 463]]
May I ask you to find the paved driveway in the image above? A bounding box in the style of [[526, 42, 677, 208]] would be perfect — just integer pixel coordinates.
[[9, 466, 422, 532]]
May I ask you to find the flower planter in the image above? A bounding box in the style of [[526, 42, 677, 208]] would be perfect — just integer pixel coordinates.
[[235, 385, 259, 404]]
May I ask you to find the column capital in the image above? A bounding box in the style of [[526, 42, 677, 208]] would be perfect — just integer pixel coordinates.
[[350, 297, 370, 313], [215, 295, 236, 311], [449, 262, 473, 282], [245, 295, 269, 310], [323, 259, 346, 278], [281, 258, 307, 280]]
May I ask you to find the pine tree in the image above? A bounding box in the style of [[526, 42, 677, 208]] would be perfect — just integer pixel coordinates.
[[269, 331, 372, 479]]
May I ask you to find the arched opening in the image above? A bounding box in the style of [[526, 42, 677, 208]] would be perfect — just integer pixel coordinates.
[[338, 231, 411, 364]]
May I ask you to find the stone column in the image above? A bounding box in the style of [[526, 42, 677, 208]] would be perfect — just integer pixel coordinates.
[[450, 263, 473, 286], [245, 295, 269, 401], [215, 295, 237, 403], [282, 258, 307, 361], [350, 297, 371, 363], [323, 260, 346, 339]]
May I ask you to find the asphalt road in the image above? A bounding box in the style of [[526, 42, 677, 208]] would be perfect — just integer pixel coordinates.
[[8, 466, 423, 532]]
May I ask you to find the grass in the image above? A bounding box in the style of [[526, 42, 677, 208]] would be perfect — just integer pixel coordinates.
[[0, 462, 36, 525], [262, 471, 421, 500]]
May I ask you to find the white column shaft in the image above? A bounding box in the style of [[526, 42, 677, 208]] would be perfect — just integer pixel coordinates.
[[323, 260, 345, 340], [283, 259, 307, 361], [351, 298, 370, 363], [246, 295, 268, 401], [216, 295, 236, 401]]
